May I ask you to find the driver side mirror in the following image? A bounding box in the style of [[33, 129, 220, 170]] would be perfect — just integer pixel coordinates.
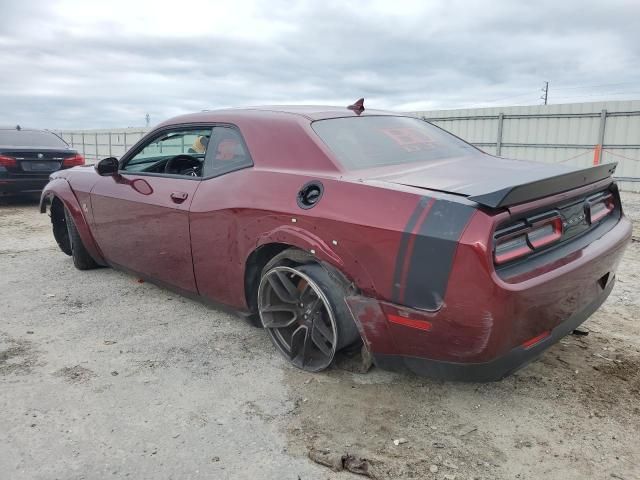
[[95, 157, 119, 176]]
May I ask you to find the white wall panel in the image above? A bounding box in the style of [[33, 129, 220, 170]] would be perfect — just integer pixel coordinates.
[[54, 100, 640, 192], [413, 99, 640, 192]]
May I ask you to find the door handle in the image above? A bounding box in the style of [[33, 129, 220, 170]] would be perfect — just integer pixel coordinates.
[[170, 191, 188, 203]]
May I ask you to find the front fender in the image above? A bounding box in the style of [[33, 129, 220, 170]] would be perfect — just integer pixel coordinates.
[[40, 178, 106, 265]]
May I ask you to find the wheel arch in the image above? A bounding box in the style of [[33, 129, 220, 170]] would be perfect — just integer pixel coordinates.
[[244, 242, 292, 313], [40, 179, 106, 265], [243, 225, 375, 313]]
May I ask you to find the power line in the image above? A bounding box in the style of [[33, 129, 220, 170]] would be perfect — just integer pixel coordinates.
[[483, 91, 541, 103], [481, 80, 640, 106], [552, 80, 640, 91], [552, 90, 640, 100]]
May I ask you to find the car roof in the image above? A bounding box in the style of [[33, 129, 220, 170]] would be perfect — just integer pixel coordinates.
[[157, 104, 408, 128], [238, 105, 401, 120]]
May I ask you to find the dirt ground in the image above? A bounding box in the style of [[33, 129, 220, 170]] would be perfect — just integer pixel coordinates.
[[1, 192, 639, 480]]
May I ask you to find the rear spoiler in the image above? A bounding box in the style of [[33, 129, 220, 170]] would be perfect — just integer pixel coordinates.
[[468, 163, 617, 208]]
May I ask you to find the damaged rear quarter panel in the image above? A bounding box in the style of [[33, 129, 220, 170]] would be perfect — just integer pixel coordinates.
[[189, 169, 429, 310]]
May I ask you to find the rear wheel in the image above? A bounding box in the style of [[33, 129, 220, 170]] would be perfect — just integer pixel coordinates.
[[258, 262, 360, 372], [64, 207, 99, 270]]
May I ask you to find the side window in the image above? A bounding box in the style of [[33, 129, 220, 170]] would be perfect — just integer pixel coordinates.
[[122, 128, 213, 176], [202, 126, 253, 178]]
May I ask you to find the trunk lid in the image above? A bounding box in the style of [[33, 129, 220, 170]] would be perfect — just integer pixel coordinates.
[[373, 154, 617, 208]]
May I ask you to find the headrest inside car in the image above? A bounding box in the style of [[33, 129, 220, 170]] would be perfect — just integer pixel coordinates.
[[216, 139, 242, 161]]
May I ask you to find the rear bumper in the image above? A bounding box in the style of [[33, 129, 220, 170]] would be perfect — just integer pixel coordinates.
[[372, 276, 614, 381], [0, 177, 50, 194], [346, 214, 631, 382]]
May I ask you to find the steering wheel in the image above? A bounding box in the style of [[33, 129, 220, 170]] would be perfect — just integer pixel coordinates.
[[164, 154, 201, 176]]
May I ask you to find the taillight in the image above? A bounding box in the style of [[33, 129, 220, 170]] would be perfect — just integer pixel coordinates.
[[62, 154, 85, 167], [0, 155, 17, 167], [494, 232, 531, 264], [527, 215, 563, 248], [494, 213, 563, 265], [587, 193, 614, 224]]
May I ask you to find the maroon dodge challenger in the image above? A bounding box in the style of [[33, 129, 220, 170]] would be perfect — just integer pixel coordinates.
[[40, 103, 632, 381]]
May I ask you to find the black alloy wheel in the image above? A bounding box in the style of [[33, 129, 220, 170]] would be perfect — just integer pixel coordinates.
[[258, 265, 340, 372]]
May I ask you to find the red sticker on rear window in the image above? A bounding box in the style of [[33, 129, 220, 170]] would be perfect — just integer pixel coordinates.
[[379, 128, 433, 152]]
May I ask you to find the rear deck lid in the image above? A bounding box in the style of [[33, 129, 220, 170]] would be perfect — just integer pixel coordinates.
[[377, 155, 617, 208], [309, 115, 616, 208]]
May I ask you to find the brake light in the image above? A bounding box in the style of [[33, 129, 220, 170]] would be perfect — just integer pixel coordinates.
[[587, 194, 614, 224], [494, 233, 531, 264], [0, 155, 17, 167], [62, 154, 85, 167], [494, 213, 563, 265], [527, 216, 563, 249]]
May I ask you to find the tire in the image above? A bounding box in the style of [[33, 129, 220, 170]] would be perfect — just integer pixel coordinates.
[[64, 207, 99, 270], [257, 257, 360, 372], [50, 200, 72, 256]]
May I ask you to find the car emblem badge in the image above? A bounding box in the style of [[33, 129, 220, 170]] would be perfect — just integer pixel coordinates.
[[563, 213, 585, 227], [37, 153, 44, 159]]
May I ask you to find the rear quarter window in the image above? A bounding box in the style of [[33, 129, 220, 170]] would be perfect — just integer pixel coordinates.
[[311, 116, 478, 170]]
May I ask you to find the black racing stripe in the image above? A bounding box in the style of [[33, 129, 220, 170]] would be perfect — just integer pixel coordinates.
[[391, 196, 431, 303], [403, 200, 475, 311]]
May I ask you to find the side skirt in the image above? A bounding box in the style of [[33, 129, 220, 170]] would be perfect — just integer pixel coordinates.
[[107, 261, 256, 325]]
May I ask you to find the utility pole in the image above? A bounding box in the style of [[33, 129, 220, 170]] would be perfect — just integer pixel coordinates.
[[540, 81, 549, 105], [145, 113, 150, 127]]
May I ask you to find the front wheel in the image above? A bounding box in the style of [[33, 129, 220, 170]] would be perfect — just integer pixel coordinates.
[[257, 263, 360, 372], [64, 208, 99, 270]]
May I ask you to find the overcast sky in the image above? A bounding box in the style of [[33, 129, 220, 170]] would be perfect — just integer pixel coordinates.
[[1, 0, 639, 129]]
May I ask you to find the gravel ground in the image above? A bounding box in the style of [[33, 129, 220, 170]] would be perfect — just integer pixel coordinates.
[[1, 192, 639, 480]]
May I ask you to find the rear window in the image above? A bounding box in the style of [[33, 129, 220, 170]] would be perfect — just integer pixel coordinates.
[[312, 116, 477, 170], [0, 130, 68, 148]]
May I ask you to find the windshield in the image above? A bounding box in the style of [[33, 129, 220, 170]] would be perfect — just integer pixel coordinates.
[[312, 116, 478, 170], [0, 130, 69, 148]]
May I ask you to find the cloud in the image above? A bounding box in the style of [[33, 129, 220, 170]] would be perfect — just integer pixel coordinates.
[[1, 0, 639, 128]]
